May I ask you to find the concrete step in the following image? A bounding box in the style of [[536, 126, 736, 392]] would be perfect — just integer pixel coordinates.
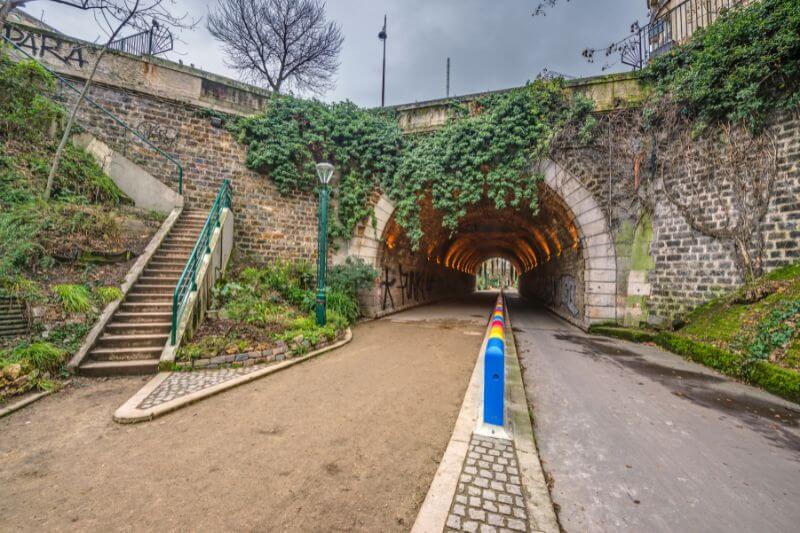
[[89, 345, 163, 361], [125, 292, 173, 303], [96, 333, 169, 349], [120, 302, 173, 313], [79, 359, 160, 376], [138, 276, 180, 284], [114, 311, 173, 323], [105, 322, 172, 335], [134, 284, 178, 294], [0, 317, 26, 325]]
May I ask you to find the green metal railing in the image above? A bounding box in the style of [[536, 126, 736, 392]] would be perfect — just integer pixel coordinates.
[[170, 180, 232, 345], [1, 33, 184, 194]]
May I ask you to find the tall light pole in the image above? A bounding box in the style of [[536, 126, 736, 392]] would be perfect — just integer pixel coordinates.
[[315, 162, 335, 326], [378, 15, 387, 107]]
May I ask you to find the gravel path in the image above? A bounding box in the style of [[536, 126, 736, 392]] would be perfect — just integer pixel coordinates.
[[0, 298, 489, 531]]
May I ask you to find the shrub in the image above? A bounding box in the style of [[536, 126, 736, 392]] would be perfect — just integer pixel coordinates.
[[54, 284, 92, 313], [654, 332, 744, 378], [325, 288, 360, 325], [745, 361, 800, 404], [588, 326, 655, 344], [328, 256, 377, 298], [0, 53, 63, 141]]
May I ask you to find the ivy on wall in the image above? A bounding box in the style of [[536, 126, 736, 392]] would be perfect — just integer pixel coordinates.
[[229, 79, 594, 249], [645, 0, 800, 131]]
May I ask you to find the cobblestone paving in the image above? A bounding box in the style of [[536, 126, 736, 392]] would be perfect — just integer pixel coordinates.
[[446, 435, 530, 532], [137, 366, 265, 409]]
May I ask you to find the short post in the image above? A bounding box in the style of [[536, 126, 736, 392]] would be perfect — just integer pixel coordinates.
[[483, 296, 506, 427]]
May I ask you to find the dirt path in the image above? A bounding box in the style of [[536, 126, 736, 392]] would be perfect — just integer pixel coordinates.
[[0, 298, 490, 532]]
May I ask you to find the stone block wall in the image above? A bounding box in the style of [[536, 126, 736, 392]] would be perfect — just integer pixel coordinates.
[[60, 83, 320, 263]]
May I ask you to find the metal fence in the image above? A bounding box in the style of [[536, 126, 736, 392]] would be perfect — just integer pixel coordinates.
[[108, 22, 173, 57], [621, 0, 746, 70]]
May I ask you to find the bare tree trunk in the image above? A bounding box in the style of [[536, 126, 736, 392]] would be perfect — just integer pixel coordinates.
[[0, 1, 15, 27], [44, 45, 109, 200], [44, 6, 136, 200]]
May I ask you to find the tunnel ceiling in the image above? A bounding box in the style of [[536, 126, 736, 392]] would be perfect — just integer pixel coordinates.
[[382, 183, 581, 275]]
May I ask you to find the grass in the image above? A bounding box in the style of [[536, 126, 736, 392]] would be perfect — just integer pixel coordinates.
[[53, 284, 92, 314], [96, 286, 123, 305]]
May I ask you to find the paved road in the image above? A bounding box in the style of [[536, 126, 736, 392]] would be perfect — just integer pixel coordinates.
[[508, 294, 800, 533], [0, 298, 490, 532]]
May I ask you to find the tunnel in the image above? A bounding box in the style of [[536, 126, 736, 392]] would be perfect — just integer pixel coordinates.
[[338, 160, 618, 328]]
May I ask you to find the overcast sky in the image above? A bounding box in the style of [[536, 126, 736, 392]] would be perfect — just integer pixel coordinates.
[[21, 0, 647, 107]]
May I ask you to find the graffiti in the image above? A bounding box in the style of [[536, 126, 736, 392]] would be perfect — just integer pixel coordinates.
[[381, 265, 430, 311], [557, 275, 579, 317], [135, 120, 180, 150], [3, 25, 88, 68], [380, 266, 396, 311]]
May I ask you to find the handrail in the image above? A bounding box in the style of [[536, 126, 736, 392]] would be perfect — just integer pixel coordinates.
[[0, 32, 184, 194], [171, 180, 232, 345]]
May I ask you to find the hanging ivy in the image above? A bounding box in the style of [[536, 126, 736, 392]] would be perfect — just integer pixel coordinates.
[[229, 78, 594, 249], [645, 0, 800, 131]]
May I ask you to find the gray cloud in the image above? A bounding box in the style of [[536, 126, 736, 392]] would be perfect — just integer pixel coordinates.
[[23, 0, 648, 107]]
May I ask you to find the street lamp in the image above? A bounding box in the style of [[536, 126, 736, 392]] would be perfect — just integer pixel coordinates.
[[315, 162, 335, 326]]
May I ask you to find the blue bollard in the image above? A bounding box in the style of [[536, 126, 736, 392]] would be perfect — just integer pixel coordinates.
[[483, 339, 505, 426]]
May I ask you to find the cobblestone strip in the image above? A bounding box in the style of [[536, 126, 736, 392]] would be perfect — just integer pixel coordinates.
[[137, 366, 265, 409], [445, 434, 530, 532]]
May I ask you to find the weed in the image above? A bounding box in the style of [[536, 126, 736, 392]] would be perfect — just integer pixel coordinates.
[[53, 284, 92, 314], [96, 286, 123, 305]]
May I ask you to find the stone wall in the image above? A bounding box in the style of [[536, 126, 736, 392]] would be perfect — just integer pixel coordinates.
[[62, 83, 319, 263]]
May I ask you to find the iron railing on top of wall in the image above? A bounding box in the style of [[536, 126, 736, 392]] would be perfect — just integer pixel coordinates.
[[619, 0, 746, 70], [108, 21, 174, 57], [0, 32, 184, 194], [170, 180, 232, 345]]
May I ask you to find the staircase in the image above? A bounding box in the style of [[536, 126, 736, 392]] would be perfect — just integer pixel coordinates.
[[78, 208, 208, 376], [0, 297, 27, 338]]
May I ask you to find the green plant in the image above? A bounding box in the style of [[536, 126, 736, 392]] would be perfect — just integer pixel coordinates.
[[0, 52, 63, 141], [748, 300, 800, 361], [328, 256, 377, 298], [1, 342, 67, 375], [96, 286, 123, 305], [325, 288, 360, 325], [53, 284, 92, 314], [645, 0, 800, 131], [228, 79, 594, 249]]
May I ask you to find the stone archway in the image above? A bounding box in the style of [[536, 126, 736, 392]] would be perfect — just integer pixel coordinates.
[[335, 159, 618, 327]]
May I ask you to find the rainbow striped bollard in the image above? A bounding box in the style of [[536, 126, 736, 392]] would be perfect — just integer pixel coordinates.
[[484, 296, 506, 427]]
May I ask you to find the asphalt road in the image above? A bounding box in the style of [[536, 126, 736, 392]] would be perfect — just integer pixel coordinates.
[[508, 294, 800, 533]]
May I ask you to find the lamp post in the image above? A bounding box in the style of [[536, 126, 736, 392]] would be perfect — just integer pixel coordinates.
[[315, 162, 335, 326]]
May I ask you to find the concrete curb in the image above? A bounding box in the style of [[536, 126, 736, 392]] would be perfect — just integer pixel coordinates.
[[412, 313, 491, 533], [0, 382, 68, 419], [412, 295, 558, 533], [503, 295, 560, 533], [113, 328, 352, 424]]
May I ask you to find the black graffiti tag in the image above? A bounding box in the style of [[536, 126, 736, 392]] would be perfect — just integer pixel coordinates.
[[4, 25, 87, 68]]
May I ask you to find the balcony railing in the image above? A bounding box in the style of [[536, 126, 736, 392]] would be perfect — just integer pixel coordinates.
[[619, 0, 746, 70]]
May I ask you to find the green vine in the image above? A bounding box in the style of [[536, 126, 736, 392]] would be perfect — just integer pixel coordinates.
[[230, 79, 594, 249], [645, 0, 800, 131]]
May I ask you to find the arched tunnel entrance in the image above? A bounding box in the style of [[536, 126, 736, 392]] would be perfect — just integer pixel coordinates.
[[337, 160, 618, 328]]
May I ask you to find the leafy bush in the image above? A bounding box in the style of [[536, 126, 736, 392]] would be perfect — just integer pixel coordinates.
[[745, 361, 800, 404], [53, 284, 91, 313], [655, 332, 744, 378], [96, 286, 123, 305], [588, 325, 656, 344], [0, 53, 63, 141], [646, 0, 800, 130], [325, 288, 360, 325], [328, 256, 377, 298]]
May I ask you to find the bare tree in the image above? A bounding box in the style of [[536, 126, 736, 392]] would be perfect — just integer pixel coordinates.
[[207, 0, 343, 94], [660, 112, 778, 282], [0, 0, 98, 27], [40, 0, 194, 200]]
